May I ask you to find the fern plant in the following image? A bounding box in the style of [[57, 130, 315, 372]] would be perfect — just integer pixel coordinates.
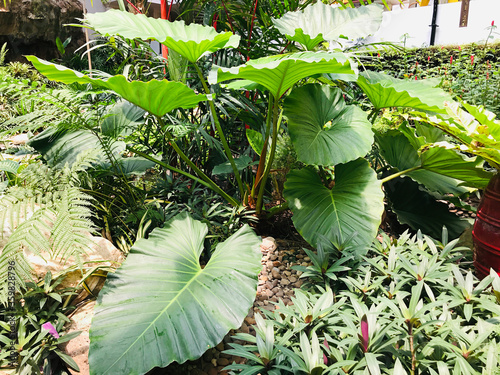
[[0, 154, 97, 304]]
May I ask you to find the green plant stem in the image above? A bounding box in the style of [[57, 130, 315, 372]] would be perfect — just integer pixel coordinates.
[[193, 63, 245, 198], [256, 96, 281, 215], [380, 166, 421, 184], [252, 94, 274, 198], [265, 201, 288, 219], [408, 322, 416, 375], [127, 146, 239, 207]]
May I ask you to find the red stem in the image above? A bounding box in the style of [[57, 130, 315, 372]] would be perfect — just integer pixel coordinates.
[[220, 0, 235, 34], [247, 0, 258, 61], [125, 0, 142, 14], [167, 0, 174, 20]]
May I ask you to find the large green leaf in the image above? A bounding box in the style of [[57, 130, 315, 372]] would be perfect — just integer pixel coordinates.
[[283, 159, 384, 248], [384, 177, 470, 240], [418, 102, 500, 169], [29, 127, 125, 168], [284, 84, 373, 166], [26, 56, 205, 117], [209, 51, 357, 98], [419, 146, 493, 189], [84, 9, 240, 63], [377, 129, 492, 192], [272, 2, 383, 50], [89, 213, 261, 375], [100, 101, 145, 138], [357, 71, 452, 113], [376, 130, 469, 195]]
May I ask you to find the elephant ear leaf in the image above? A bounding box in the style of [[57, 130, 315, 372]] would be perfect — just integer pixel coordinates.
[[209, 51, 357, 99], [284, 84, 373, 166], [272, 2, 383, 50], [84, 9, 240, 63], [89, 213, 261, 375], [357, 71, 452, 113], [283, 159, 384, 249], [26, 56, 205, 117]]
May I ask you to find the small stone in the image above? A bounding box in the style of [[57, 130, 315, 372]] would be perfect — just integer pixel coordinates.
[[245, 316, 256, 325], [266, 281, 274, 289], [304, 256, 311, 262], [281, 278, 290, 286], [289, 276, 297, 283], [208, 368, 218, 375], [216, 342, 225, 351], [279, 265, 286, 271], [301, 262, 309, 267], [239, 322, 250, 334], [276, 290, 284, 298], [261, 275, 268, 282], [271, 267, 281, 279], [217, 358, 230, 366], [296, 254, 304, 259], [283, 270, 291, 277], [273, 261, 280, 267], [211, 358, 217, 367]]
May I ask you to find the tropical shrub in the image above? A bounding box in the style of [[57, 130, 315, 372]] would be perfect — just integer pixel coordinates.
[[225, 231, 500, 375]]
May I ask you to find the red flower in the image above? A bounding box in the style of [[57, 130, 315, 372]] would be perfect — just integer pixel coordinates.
[[458, 46, 462, 51], [245, 124, 250, 129], [415, 61, 419, 67], [487, 72, 490, 80], [377, 53, 381, 58], [450, 56, 453, 64], [471, 55, 474, 65], [415, 76, 418, 80], [428, 56, 431, 61], [492, 20, 495, 26]]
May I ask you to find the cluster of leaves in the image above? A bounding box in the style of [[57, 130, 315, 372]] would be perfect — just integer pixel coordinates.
[[366, 41, 500, 116], [226, 231, 500, 374], [0, 271, 81, 374]]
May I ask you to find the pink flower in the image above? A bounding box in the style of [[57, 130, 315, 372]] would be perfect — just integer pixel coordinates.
[[428, 56, 431, 61], [377, 53, 381, 58], [458, 46, 462, 51], [323, 339, 330, 365], [42, 322, 59, 339], [360, 315, 369, 352]]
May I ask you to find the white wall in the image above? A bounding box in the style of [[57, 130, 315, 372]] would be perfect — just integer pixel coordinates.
[[367, 0, 500, 47]]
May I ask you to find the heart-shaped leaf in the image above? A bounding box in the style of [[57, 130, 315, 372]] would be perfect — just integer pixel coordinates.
[[209, 51, 357, 99], [283, 159, 384, 248], [84, 9, 240, 62], [272, 2, 383, 50], [284, 84, 373, 165], [89, 213, 261, 375], [26, 56, 205, 117], [357, 71, 452, 113]]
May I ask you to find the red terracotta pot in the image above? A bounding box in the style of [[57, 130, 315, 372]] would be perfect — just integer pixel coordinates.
[[472, 173, 500, 279]]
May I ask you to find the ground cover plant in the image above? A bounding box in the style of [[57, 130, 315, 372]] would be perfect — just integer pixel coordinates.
[[226, 231, 500, 375], [1, 1, 500, 374]]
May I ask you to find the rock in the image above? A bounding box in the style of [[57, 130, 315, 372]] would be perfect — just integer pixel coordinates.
[[289, 276, 297, 283], [271, 267, 281, 279], [261, 237, 277, 252], [216, 342, 225, 351], [217, 358, 230, 366], [281, 278, 290, 286], [60, 300, 95, 375], [0, 0, 85, 62], [24, 233, 124, 304], [8, 133, 29, 145]]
